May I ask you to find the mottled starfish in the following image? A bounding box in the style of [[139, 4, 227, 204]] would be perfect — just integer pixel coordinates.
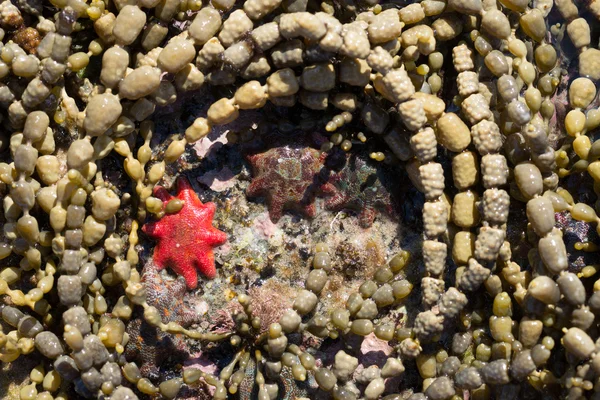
[[325, 154, 396, 228], [246, 145, 336, 222], [142, 177, 227, 289], [125, 260, 202, 380]]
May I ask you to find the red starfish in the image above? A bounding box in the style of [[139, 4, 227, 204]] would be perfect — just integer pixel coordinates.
[[142, 177, 227, 289]]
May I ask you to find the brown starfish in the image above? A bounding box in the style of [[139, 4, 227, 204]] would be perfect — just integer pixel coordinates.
[[246, 145, 336, 222]]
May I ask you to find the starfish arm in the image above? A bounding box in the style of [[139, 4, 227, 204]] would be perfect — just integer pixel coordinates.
[[246, 177, 268, 197], [173, 260, 199, 289], [150, 244, 170, 270], [303, 202, 317, 218], [172, 276, 189, 297], [153, 186, 174, 203], [177, 177, 201, 205], [177, 176, 193, 192], [324, 192, 348, 210], [194, 250, 217, 279], [142, 220, 167, 238], [140, 260, 202, 328], [203, 227, 228, 246], [246, 153, 260, 166], [267, 197, 284, 222], [201, 201, 217, 220], [141, 262, 160, 285], [139, 358, 160, 381], [320, 182, 338, 196]]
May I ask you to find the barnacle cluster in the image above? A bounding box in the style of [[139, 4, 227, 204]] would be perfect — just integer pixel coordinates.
[[1, 0, 600, 399]]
